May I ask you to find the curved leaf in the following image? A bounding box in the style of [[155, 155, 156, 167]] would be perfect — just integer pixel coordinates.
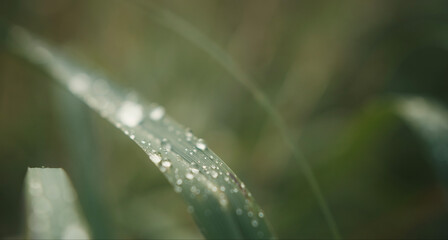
[[8, 27, 274, 239]]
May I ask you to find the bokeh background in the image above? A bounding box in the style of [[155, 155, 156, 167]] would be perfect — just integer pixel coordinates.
[[2, 0, 448, 239]]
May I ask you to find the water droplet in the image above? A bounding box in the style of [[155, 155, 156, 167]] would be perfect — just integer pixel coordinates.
[[161, 138, 172, 151], [191, 168, 199, 174], [186, 173, 194, 180], [69, 74, 90, 94], [130, 134, 135, 140], [258, 211, 264, 218], [161, 161, 171, 168], [190, 186, 200, 195], [248, 211, 254, 217], [219, 197, 228, 206], [174, 186, 182, 193], [117, 101, 143, 127], [220, 186, 226, 192], [149, 106, 165, 121], [210, 171, 218, 178], [251, 220, 259, 227], [149, 152, 162, 164], [195, 139, 207, 150], [176, 179, 183, 185], [236, 208, 243, 215], [185, 129, 193, 141]]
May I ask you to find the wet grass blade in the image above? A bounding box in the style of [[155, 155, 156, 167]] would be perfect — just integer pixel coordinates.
[[7, 27, 275, 239], [24, 168, 90, 239], [125, 2, 340, 238]]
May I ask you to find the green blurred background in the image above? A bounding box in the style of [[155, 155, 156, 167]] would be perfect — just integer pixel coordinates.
[[2, 0, 448, 239]]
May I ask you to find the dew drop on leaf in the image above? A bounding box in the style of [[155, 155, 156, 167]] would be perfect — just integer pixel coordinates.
[[161, 138, 172, 151], [186, 173, 194, 180], [236, 208, 243, 215], [190, 186, 200, 195], [195, 138, 207, 150], [161, 160, 172, 168], [117, 101, 143, 127], [219, 198, 228, 206], [185, 129, 193, 141], [149, 106, 165, 121], [251, 220, 259, 228], [149, 152, 162, 164], [68, 73, 90, 94], [176, 179, 183, 185]]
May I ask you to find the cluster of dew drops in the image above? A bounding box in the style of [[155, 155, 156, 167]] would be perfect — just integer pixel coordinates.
[[112, 98, 266, 232], [23, 30, 268, 234]]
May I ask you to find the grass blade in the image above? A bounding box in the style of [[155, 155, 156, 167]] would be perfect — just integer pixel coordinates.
[[125, 2, 340, 238], [8, 27, 274, 239], [24, 168, 90, 239]]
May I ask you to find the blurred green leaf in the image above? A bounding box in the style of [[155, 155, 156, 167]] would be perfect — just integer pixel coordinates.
[[396, 97, 448, 188], [24, 168, 90, 239]]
